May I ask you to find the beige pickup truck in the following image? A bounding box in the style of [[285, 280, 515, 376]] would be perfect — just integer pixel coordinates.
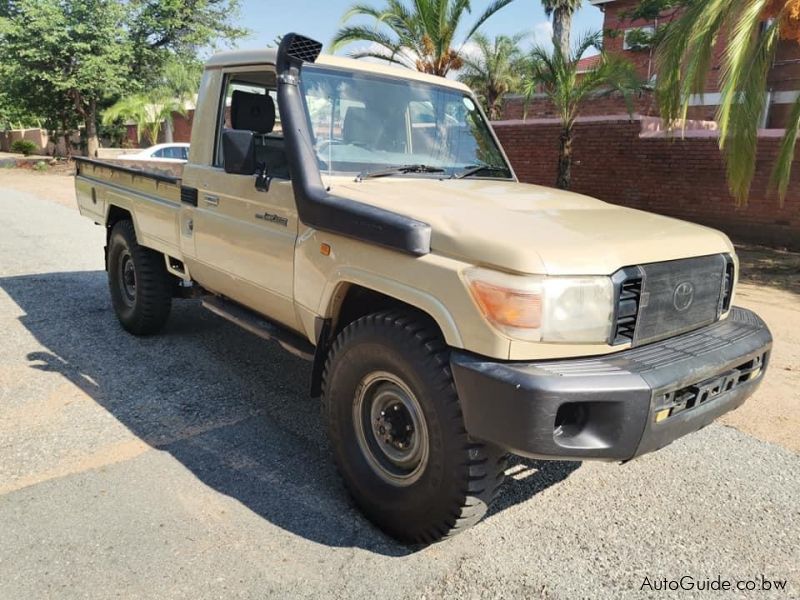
[[75, 34, 772, 544]]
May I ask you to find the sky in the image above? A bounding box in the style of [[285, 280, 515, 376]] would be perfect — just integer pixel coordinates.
[[229, 0, 605, 58]]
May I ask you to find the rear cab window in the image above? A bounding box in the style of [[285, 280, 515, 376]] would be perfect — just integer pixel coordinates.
[[213, 69, 289, 179]]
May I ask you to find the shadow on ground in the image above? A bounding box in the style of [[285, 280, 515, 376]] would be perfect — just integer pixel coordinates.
[[736, 244, 800, 296], [1, 270, 579, 556]]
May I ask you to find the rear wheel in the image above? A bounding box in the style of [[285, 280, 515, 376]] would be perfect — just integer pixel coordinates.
[[107, 220, 173, 335], [322, 310, 506, 544]]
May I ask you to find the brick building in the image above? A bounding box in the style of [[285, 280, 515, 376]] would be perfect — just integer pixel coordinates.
[[505, 0, 800, 128]]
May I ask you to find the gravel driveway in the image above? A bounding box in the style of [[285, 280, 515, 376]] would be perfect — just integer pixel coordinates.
[[0, 185, 798, 599]]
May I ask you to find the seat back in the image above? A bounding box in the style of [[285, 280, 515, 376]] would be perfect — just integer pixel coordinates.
[[343, 107, 378, 147], [229, 90, 289, 179]]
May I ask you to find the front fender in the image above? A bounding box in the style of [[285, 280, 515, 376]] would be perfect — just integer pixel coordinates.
[[320, 269, 464, 347]]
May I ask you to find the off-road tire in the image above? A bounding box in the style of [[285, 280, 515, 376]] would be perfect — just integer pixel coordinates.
[[322, 310, 506, 544], [107, 220, 173, 335]]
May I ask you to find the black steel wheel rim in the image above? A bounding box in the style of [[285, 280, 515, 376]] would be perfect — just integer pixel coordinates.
[[353, 371, 430, 486], [118, 250, 136, 307]]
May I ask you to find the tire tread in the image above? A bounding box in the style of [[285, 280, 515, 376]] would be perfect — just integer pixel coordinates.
[[322, 309, 506, 543]]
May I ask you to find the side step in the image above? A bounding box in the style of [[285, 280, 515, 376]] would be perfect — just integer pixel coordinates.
[[202, 296, 315, 361]]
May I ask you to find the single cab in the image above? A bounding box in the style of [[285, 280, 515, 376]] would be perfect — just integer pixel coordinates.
[[75, 34, 773, 543]]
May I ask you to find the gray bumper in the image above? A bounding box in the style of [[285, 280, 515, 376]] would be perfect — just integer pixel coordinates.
[[450, 307, 772, 461]]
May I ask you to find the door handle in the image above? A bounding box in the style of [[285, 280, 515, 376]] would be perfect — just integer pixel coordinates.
[[204, 194, 219, 206]]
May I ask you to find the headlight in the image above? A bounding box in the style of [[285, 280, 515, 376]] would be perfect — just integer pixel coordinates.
[[465, 268, 614, 343]]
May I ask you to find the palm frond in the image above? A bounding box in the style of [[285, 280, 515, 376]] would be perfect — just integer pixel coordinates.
[[348, 49, 414, 68], [720, 15, 779, 202], [340, 3, 388, 22], [465, 0, 516, 41], [331, 25, 403, 53], [771, 94, 800, 204], [655, 0, 792, 205]]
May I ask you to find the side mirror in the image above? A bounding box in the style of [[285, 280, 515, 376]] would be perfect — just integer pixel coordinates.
[[222, 129, 256, 175]]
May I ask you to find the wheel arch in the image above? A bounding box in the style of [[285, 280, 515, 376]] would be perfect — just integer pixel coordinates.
[[104, 205, 137, 269], [309, 278, 462, 397]]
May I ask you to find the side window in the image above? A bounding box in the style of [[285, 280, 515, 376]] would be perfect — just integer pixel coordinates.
[[214, 70, 283, 169], [302, 77, 367, 174], [164, 146, 186, 159], [152, 148, 167, 158]]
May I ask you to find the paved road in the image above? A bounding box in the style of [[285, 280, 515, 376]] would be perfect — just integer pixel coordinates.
[[0, 188, 798, 599]]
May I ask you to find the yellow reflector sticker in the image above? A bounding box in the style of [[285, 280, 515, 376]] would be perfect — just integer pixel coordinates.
[[655, 409, 671, 423]]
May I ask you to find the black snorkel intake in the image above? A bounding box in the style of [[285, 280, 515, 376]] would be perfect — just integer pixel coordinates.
[[275, 33, 431, 256]]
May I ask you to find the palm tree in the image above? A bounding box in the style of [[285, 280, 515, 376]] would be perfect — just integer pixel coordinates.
[[153, 59, 201, 143], [459, 32, 525, 119], [656, 1, 799, 205], [542, 0, 582, 57], [102, 94, 186, 146], [102, 58, 199, 147], [331, 0, 517, 76], [523, 31, 642, 189]]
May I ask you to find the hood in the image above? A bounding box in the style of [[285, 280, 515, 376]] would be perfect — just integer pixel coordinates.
[[328, 177, 733, 275]]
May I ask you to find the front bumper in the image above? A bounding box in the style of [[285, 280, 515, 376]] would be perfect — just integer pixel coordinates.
[[451, 307, 772, 461]]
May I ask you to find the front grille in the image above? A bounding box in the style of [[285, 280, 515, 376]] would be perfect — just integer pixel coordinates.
[[611, 254, 730, 347], [721, 255, 735, 312], [611, 269, 642, 344]]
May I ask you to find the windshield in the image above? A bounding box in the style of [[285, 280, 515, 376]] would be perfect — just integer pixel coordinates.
[[300, 65, 513, 179]]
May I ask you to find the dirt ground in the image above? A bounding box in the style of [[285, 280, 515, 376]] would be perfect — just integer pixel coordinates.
[[0, 167, 77, 208], [1, 168, 798, 453]]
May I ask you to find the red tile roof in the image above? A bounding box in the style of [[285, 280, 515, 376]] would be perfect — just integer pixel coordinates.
[[576, 54, 602, 73]]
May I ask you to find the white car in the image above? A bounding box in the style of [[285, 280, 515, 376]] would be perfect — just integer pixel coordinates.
[[118, 143, 189, 162]]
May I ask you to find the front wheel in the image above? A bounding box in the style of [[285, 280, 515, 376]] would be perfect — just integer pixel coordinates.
[[322, 310, 506, 544]]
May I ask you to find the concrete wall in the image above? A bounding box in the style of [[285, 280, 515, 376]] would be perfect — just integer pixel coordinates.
[[0, 129, 49, 154], [493, 115, 800, 249]]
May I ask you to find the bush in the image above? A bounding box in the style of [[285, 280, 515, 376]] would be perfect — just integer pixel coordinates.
[[33, 161, 48, 172], [11, 139, 37, 156]]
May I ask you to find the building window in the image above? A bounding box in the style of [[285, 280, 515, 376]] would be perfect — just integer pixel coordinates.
[[623, 26, 655, 51]]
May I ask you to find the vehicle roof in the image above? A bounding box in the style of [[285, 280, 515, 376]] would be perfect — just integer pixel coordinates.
[[139, 143, 190, 151], [204, 48, 471, 93]]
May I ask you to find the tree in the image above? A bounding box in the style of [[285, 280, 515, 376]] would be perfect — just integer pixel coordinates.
[[541, 0, 582, 57], [127, 0, 248, 82], [602, 0, 688, 56], [0, 0, 131, 157], [331, 0, 518, 76], [625, 0, 687, 22], [0, 0, 244, 155], [459, 33, 525, 119], [523, 32, 642, 189], [656, 0, 799, 205]]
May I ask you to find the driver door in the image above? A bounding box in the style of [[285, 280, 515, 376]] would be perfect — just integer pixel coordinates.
[[187, 68, 300, 330]]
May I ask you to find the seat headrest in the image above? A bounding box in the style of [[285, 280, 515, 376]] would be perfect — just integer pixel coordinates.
[[231, 90, 276, 134], [342, 106, 375, 146]]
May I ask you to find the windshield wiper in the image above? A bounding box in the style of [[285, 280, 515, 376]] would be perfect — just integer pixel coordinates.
[[454, 164, 510, 179], [358, 164, 446, 180]]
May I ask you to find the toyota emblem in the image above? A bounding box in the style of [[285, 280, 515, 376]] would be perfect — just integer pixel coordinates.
[[673, 281, 695, 312]]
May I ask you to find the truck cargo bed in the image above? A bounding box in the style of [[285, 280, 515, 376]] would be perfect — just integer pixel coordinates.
[[74, 157, 186, 257]]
